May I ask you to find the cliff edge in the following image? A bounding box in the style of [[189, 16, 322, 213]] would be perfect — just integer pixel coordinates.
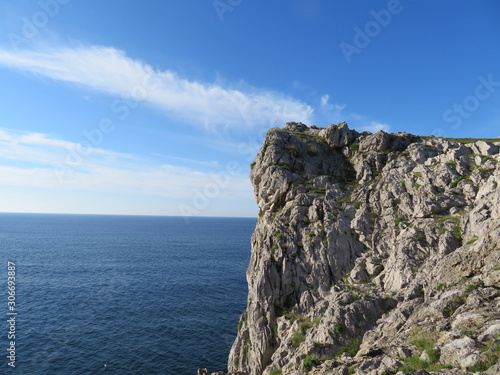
[[208, 122, 500, 375]]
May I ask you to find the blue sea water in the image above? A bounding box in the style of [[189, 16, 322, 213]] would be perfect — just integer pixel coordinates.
[[0, 213, 254, 375]]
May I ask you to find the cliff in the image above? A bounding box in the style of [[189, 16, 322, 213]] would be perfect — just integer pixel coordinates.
[[203, 122, 500, 375]]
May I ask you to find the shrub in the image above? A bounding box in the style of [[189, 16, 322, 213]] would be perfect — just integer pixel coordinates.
[[350, 142, 359, 152], [298, 317, 313, 332], [292, 331, 306, 348], [307, 146, 318, 156], [436, 283, 447, 291], [303, 355, 320, 370]]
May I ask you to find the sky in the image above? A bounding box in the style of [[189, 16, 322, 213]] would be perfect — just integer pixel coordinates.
[[0, 0, 499, 218]]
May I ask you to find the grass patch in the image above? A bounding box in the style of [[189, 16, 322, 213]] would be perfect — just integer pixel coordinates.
[[413, 182, 422, 189], [460, 329, 477, 336], [444, 294, 466, 317], [435, 215, 461, 240], [307, 146, 318, 156], [338, 336, 361, 357], [286, 144, 303, 158], [350, 142, 359, 152], [292, 331, 306, 348], [466, 235, 478, 244], [312, 188, 326, 194], [298, 318, 313, 332], [303, 355, 321, 370], [442, 137, 500, 144], [466, 284, 478, 292], [451, 176, 465, 188], [291, 316, 313, 348], [244, 337, 251, 356], [399, 330, 449, 372], [270, 370, 283, 375], [353, 201, 362, 209], [395, 213, 405, 227], [468, 353, 499, 372], [398, 355, 450, 372], [436, 283, 447, 291]]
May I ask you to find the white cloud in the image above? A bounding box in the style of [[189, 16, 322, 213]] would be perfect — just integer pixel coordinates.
[[0, 128, 253, 201], [0, 45, 314, 129], [359, 121, 391, 133], [320, 94, 329, 107], [320, 94, 345, 111], [316, 93, 347, 125], [0, 128, 134, 169]]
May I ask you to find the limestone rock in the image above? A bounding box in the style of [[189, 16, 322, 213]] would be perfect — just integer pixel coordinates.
[[440, 337, 482, 369], [205, 123, 500, 375]]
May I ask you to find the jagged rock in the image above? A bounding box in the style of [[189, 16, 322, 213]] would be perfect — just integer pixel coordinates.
[[469, 140, 499, 156], [216, 123, 500, 375], [440, 337, 482, 369]]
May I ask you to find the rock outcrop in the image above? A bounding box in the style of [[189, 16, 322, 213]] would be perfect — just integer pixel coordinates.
[[206, 122, 500, 375]]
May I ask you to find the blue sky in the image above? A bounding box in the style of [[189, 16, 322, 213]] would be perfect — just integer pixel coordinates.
[[0, 0, 499, 217]]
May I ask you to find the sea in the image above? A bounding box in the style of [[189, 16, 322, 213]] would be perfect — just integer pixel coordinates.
[[0, 213, 255, 375]]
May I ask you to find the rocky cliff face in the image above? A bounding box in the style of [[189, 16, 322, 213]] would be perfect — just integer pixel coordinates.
[[221, 122, 500, 375]]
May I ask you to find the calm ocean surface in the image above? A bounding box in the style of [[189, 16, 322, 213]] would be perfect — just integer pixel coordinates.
[[0, 213, 254, 375]]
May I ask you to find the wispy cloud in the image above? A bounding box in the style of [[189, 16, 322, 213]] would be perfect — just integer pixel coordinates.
[[0, 128, 252, 199], [320, 94, 346, 112], [0, 45, 314, 129], [0, 128, 134, 169]]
